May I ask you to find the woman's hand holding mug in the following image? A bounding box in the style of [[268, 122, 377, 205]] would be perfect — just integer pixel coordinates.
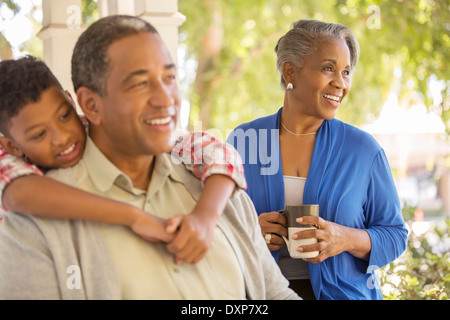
[[258, 211, 287, 251]]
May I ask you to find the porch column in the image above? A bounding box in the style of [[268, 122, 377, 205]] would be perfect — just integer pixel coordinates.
[[135, 0, 186, 63], [38, 0, 85, 99], [98, 0, 186, 63], [98, 0, 136, 16]]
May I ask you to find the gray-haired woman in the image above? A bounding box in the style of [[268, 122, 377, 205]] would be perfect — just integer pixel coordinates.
[[228, 20, 407, 300]]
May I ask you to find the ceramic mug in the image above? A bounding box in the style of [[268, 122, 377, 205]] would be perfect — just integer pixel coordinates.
[[280, 205, 319, 259]]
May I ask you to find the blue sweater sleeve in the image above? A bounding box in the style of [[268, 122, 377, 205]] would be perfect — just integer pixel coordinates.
[[364, 150, 408, 270]]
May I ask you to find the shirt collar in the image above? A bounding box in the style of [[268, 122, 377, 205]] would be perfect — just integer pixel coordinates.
[[82, 137, 184, 194], [82, 137, 127, 193]]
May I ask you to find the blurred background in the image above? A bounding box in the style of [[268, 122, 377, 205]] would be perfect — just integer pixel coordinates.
[[1, 0, 449, 299]]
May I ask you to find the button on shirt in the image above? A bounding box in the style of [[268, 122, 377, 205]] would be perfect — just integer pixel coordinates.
[[72, 138, 245, 299]]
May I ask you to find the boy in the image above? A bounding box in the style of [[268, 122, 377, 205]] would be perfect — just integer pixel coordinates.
[[0, 56, 246, 264]]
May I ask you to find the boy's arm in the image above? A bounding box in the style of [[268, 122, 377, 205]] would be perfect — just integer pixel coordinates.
[[0, 146, 172, 243], [171, 131, 247, 193], [166, 131, 247, 264], [180, 131, 246, 217], [166, 174, 236, 264], [3, 174, 173, 243], [0, 148, 44, 212]]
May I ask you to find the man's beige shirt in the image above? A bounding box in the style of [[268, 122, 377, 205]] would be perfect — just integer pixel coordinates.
[[72, 138, 245, 299]]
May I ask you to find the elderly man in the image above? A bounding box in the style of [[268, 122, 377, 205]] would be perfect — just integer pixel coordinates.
[[0, 15, 299, 300]]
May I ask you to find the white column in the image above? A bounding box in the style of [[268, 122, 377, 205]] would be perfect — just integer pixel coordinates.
[[98, 0, 136, 17], [38, 0, 85, 101], [135, 0, 186, 62], [97, 0, 185, 68]]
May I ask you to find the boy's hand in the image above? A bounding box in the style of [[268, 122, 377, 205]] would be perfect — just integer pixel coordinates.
[[165, 210, 218, 264], [130, 210, 175, 243]]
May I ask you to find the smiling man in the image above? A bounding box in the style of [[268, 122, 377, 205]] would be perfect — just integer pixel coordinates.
[[74, 27, 180, 191], [0, 15, 299, 300]]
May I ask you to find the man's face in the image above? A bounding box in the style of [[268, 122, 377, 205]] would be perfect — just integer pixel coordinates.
[[96, 32, 181, 159]]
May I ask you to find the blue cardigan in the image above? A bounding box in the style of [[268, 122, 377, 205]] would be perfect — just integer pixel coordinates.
[[227, 108, 408, 300]]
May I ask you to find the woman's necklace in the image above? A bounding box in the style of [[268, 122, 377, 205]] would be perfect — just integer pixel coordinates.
[[280, 120, 318, 136]]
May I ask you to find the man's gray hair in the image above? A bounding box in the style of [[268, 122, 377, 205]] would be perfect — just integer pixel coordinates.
[[275, 19, 360, 88], [71, 15, 158, 96]]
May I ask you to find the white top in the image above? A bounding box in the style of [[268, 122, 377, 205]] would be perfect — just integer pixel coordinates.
[[278, 175, 310, 280], [284, 176, 306, 206]]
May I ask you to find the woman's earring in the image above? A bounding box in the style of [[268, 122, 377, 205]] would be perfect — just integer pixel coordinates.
[[286, 83, 293, 91]]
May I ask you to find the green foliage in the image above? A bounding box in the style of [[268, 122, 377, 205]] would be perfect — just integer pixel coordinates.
[[0, 0, 42, 58], [334, 0, 449, 130], [82, 0, 99, 25], [378, 205, 450, 300], [179, 0, 449, 135], [2, 1, 448, 133], [1, 0, 20, 14]]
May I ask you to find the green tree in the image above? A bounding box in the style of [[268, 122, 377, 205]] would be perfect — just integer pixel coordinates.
[[2, 1, 447, 134], [378, 205, 449, 300], [179, 0, 449, 136]]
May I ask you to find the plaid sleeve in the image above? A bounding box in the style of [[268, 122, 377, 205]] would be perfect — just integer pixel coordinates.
[[171, 131, 247, 195], [0, 146, 43, 212]]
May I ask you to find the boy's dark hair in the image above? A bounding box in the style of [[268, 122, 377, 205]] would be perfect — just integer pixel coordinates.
[[71, 15, 158, 96], [0, 56, 63, 137]]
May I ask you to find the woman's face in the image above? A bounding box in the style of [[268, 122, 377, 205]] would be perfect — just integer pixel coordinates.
[[289, 37, 353, 121]]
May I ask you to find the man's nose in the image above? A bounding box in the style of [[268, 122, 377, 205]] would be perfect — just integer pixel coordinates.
[[149, 80, 176, 108]]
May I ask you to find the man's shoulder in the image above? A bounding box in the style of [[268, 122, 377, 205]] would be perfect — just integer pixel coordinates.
[[169, 161, 257, 217]]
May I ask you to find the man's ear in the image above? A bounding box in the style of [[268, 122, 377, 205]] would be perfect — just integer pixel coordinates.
[[0, 136, 24, 158], [76, 87, 102, 126], [282, 61, 297, 87]]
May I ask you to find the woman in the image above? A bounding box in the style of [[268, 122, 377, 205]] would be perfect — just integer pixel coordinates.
[[227, 20, 408, 300]]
